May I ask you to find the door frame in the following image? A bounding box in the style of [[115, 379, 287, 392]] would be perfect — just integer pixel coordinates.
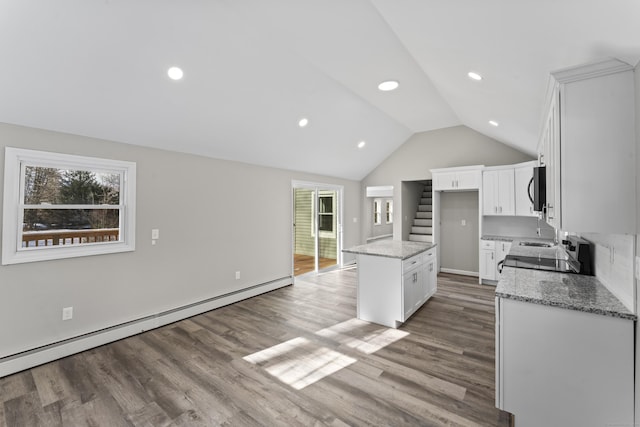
[[291, 180, 344, 282]]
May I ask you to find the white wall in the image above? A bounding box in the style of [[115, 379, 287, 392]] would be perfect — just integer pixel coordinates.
[[483, 216, 555, 240], [635, 60, 640, 422], [0, 123, 361, 360], [581, 233, 635, 312], [440, 191, 479, 273], [361, 125, 534, 241]]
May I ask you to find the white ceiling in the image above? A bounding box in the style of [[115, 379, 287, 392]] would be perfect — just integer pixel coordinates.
[[1, 1, 639, 180]]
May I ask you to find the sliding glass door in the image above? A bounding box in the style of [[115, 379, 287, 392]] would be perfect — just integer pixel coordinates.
[[292, 182, 342, 277]]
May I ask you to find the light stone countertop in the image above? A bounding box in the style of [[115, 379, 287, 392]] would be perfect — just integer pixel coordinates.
[[343, 240, 436, 260], [496, 267, 636, 320]]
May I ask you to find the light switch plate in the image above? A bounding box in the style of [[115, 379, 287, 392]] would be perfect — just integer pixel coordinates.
[[151, 229, 160, 240], [62, 307, 73, 321]]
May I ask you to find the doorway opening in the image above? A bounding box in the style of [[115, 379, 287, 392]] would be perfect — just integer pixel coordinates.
[[292, 182, 343, 277]]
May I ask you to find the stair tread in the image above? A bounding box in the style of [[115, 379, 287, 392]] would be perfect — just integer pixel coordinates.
[[409, 234, 433, 242]]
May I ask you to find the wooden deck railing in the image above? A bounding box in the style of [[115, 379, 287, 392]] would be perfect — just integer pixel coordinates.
[[22, 228, 120, 247]]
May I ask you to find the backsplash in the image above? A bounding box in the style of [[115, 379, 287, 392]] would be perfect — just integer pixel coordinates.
[[580, 233, 635, 312], [483, 216, 555, 239]]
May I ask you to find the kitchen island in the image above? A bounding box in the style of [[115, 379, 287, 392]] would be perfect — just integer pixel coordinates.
[[495, 244, 636, 427], [343, 240, 437, 328]]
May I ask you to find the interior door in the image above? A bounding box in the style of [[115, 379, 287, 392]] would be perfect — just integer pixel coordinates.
[[292, 183, 341, 277]]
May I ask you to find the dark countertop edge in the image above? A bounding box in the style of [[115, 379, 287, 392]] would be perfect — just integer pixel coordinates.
[[342, 243, 436, 260], [496, 291, 637, 321]]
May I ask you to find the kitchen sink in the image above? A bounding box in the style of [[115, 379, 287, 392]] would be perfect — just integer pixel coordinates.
[[519, 241, 554, 248]]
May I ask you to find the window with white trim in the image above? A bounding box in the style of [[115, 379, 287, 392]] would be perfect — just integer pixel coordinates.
[[385, 200, 393, 224], [311, 191, 336, 238], [373, 199, 382, 225], [2, 147, 136, 265]]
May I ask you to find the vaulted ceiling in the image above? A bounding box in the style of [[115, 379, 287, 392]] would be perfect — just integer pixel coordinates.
[[1, 1, 639, 180]]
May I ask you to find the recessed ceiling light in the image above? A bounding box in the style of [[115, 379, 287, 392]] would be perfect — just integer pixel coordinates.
[[167, 66, 184, 80], [489, 120, 499, 127], [358, 141, 366, 149], [298, 118, 309, 128], [468, 71, 482, 81], [378, 80, 399, 91]]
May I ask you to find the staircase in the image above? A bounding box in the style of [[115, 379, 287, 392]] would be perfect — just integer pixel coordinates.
[[409, 181, 433, 243]]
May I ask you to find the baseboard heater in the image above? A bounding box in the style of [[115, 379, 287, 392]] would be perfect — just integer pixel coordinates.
[[0, 276, 292, 378]]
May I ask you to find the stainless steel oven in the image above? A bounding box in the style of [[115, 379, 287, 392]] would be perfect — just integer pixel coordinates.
[[500, 236, 593, 275]]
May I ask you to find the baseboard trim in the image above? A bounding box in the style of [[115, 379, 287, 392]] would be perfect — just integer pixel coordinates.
[[440, 268, 479, 277], [0, 276, 292, 378]]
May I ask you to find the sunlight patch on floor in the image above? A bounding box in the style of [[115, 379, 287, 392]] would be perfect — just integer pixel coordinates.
[[316, 318, 410, 354], [243, 318, 409, 389], [263, 346, 356, 390], [243, 337, 356, 390], [243, 337, 308, 365]]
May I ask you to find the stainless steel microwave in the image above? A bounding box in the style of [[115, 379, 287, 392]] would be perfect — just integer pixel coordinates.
[[528, 166, 546, 212]]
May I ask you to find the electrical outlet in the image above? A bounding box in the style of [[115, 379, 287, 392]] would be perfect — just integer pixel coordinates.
[[461, 219, 466, 226], [235, 271, 241, 280], [62, 307, 73, 321]]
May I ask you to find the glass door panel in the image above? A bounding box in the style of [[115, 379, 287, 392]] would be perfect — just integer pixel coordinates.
[[317, 190, 337, 272], [293, 185, 340, 276]]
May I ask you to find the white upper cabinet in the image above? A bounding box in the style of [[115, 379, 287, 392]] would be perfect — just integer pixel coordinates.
[[482, 168, 515, 216], [514, 162, 538, 217], [539, 58, 636, 233], [431, 165, 483, 191]]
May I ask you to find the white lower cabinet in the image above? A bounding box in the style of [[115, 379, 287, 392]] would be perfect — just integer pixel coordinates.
[[480, 240, 496, 281], [424, 249, 437, 299], [480, 249, 496, 281], [403, 261, 422, 320], [496, 298, 634, 427], [495, 241, 511, 278], [480, 240, 511, 282]]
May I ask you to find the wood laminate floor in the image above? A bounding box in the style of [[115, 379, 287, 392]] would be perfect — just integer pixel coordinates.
[[293, 254, 337, 276], [0, 270, 511, 426]]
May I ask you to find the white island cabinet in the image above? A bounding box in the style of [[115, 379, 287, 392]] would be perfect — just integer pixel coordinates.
[[343, 241, 437, 328]]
